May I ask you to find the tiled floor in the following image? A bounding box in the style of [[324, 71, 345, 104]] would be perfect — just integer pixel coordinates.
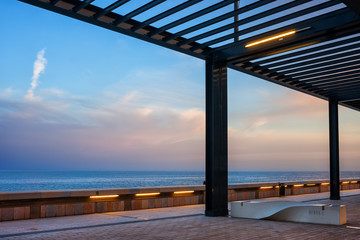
[[1, 190, 360, 240]]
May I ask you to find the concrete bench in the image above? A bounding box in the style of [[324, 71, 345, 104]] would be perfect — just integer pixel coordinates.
[[231, 200, 346, 225]]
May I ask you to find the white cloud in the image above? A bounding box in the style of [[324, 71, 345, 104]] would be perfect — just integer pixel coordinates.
[[0, 87, 14, 98], [1, 55, 359, 170], [38, 88, 65, 98], [1, 86, 360, 171], [253, 119, 267, 128], [25, 49, 47, 100]]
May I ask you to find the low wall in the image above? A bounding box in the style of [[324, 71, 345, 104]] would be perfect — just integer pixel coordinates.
[[0, 179, 359, 222]]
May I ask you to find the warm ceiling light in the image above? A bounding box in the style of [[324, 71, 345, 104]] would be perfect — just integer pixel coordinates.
[[135, 192, 160, 197], [293, 184, 304, 187], [321, 183, 330, 186], [245, 30, 296, 48], [350, 181, 358, 184], [174, 190, 195, 194], [342, 181, 349, 184], [306, 184, 316, 186], [259, 186, 273, 189], [89, 194, 119, 199]]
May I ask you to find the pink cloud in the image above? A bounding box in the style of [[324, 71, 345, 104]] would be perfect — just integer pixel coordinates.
[[1, 84, 359, 171]]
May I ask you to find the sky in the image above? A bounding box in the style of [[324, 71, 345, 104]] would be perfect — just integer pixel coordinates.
[[0, 1, 359, 171]]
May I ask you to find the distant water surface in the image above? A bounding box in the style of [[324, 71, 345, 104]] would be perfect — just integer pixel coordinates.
[[0, 171, 359, 191]]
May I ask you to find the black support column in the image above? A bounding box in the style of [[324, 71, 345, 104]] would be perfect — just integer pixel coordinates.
[[329, 98, 340, 200], [205, 55, 228, 216]]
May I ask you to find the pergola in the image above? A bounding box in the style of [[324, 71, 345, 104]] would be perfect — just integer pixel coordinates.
[[19, 0, 360, 216]]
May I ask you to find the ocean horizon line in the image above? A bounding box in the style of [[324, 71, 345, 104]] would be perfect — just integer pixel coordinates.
[[0, 170, 359, 192], [1, 170, 358, 172]]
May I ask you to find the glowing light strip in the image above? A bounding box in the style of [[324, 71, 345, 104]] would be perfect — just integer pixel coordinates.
[[306, 184, 316, 186], [342, 181, 350, 184], [259, 186, 273, 189], [174, 190, 195, 194], [89, 194, 119, 199], [293, 184, 304, 187], [245, 30, 296, 48], [135, 192, 160, 197], [350, 181, 358, 184], [321, 183, 330, 186]]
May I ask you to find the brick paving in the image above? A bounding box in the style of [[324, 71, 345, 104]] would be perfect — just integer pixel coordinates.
[[1, 190, 360, 240]]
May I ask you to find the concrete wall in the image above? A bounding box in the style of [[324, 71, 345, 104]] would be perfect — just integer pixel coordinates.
[[0, 179, 359, 222]]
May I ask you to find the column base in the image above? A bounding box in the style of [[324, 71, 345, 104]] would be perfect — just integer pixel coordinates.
[[205, 208, 228, 217]]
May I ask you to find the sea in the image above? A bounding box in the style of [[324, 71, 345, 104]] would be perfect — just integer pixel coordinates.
[[0, 171, 359, 192]]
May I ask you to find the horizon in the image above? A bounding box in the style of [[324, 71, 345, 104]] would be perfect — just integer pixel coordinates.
[[1, 1, 359, 172], [2, 169, 360, 172]]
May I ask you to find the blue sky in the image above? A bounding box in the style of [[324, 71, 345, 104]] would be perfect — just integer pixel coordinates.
[[0, 1, 359, 171]]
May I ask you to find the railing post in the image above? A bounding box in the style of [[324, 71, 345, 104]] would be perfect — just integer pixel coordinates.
[[205, 54, 228, 216]]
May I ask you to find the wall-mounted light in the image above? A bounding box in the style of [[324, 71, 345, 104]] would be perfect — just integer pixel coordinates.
[[174, 190, 195, 194], [89, 194, 119, 199], [135, 192, 160, 197]]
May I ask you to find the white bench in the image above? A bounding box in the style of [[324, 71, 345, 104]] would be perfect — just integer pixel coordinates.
[[231, 200, 346, 225]]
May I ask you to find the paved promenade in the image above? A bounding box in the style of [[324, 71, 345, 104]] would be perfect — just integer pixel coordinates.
[[1, 190, 360, 240]]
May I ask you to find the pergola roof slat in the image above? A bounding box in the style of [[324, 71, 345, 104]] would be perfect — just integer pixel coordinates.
[[256, 34, 360, 66], [189, 0, 336, 51], [289, 63, 360, 80], [296, 75, 360, 89], [72, 0, 94, 12], [271, 48, 360, 72], [286, 59, 360, 78], [164, 0, 276, 44], [314, 77, 360, 91], [229, 63, 328, 101], [131, 0, 202, 32], [114, 0, 166, 25], [147, 0, 236, 37], [326, 87, 360, 97], [51, 0, 60, 5], [319, 81, 360, 92], [281, 58, 360, 77], [17, 0, 360, 111], [94, 0, 130, 19], [215, 8, 360, 62], [263, 42, 360, 70], [306, 71, 360, 84], [310, 76, 360, 88]]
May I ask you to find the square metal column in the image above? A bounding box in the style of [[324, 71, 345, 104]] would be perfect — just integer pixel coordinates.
[[205, 55, 228, 216], [329, 99, 340, 200]]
